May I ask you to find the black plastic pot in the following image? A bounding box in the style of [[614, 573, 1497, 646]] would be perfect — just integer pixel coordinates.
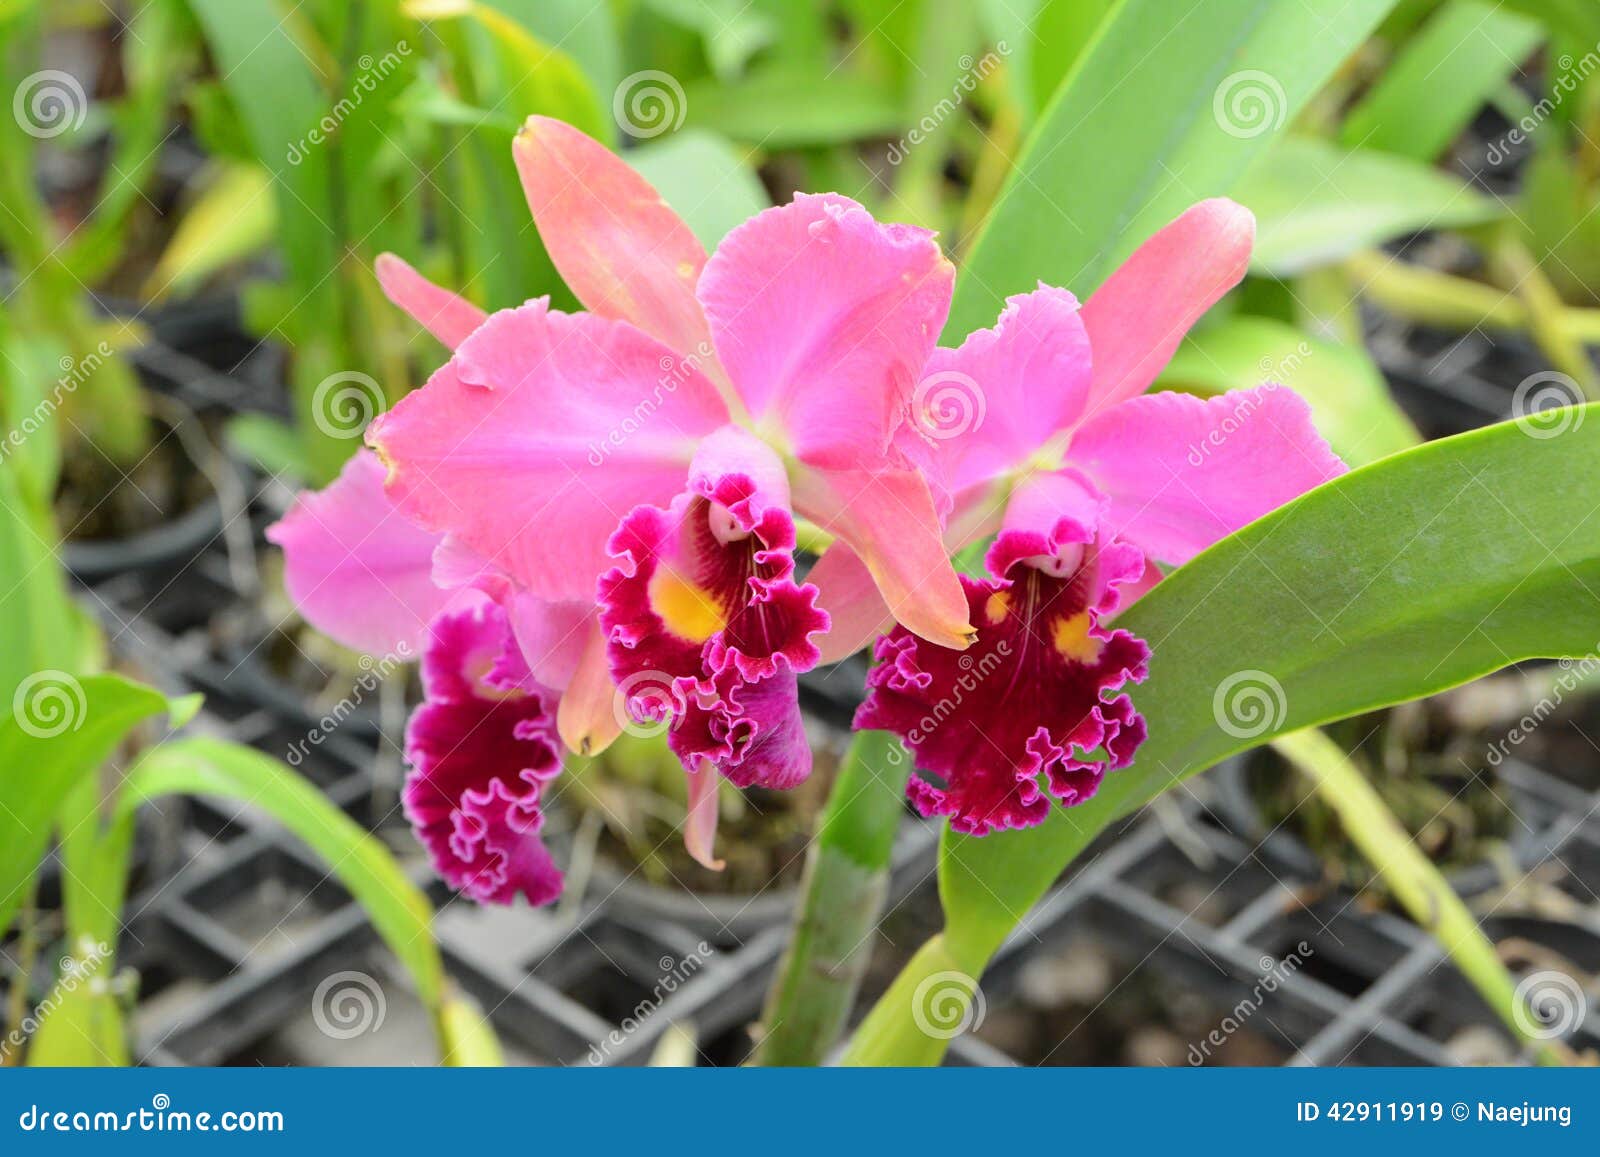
[[1210, 751, 1553, 899]]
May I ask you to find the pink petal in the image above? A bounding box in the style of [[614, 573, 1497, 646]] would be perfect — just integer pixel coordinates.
[[903, 285, 1091, 502], [514, 116, 712, 360], [792, 465, 974, 652], [697, 193, 955, 469], [374, 253, 487, 350], [265, 449, 485, 656], [992, 469, 1148, 617], [366, 299, 729, 602], [1079, 199, 1254, 418], [807, 543, 892, 665], [556, 618, 623, 757], [683, 759, 725, 871], [427, 535, 590, 691], [1067, 386, 1347, 565]]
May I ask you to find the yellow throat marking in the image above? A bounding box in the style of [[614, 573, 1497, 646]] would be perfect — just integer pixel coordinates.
[[1051, 612, 1103, 663], [649, 568, 728, 642]]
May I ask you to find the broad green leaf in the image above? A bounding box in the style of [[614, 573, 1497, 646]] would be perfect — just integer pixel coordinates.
[[683, 67, 903, 148], [1499, 0, 1600, 44], [1158, 315, 1420, 465], [24, 971, 129, 1067], [0, 330, 67, 500], [947, 0, 1396, 337], [627, 130, 768, 248], [439, 989, 505, 1066], [121, 738, 444, 1012], [940, 409, 1600, 974], [0, 675, 175, 939], [489, 0, 621, 98], [1237, 136, 1501, 275], [1342, 1, 1543, 161], [1011, 0, 1115, 116], [0, 463, 80, 699]]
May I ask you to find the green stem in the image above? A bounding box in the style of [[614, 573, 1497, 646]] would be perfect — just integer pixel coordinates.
[[1272, 728, 1573, 1066], [1342, 248, 1600, 359], [752, 730, 914, 1066], [1487, 236, 1600, 400], [1342, 250, 1530, 333]]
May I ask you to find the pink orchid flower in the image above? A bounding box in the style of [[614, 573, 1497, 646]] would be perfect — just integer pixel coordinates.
[[843, 200, 1348, 834], [267, 450, 575, 905], [360, 117, 991, 862]]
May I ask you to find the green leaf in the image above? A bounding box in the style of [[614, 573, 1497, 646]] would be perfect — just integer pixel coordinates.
[[947, 0, 1397, 337], [1342, 0, 1544, 161], [406, 0, 608, 142], [488, 0, 621, 98], [0, 675, 175, 939], [439, 989, 504, 1066], [641, 0, 775, 79], [24, 970, 129, 1067], [1499, 0, 1600, 44], [1158, 315, 1420, 465], [626, 130, 768, 248], [1238, 136, 1502, 275], [120, 738, 444, 1013], [683, 67, 903, 147], [941, 409, 1600, 971]]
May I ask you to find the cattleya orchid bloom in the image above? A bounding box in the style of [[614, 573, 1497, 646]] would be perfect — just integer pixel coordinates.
[[270, 115, 1342, 910], [840, 200, 1348, 834], [361, 116, 994, 865]]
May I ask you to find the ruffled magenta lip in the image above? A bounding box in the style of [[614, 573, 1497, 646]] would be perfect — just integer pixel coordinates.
[[855, 526, 1150, 835], [599, 469, 829, 791], [401, 604, 565, 906]]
